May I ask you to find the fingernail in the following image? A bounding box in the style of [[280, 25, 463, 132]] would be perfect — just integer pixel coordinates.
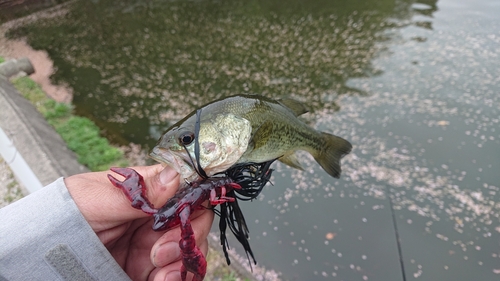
[[165, 271, 181, 281], [159, 168, 178, 185], [152, 242, 181, 267]]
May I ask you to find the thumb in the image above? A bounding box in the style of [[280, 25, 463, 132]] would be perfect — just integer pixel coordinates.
[[105, 165, 180, 220], [139, 165, 181, 209]]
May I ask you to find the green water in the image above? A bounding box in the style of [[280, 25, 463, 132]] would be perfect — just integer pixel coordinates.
[[7, 0, 500, 280], [8, 0, 398, 146]]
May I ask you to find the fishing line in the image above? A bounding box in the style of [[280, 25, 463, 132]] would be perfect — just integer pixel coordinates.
[[224, 160, 275, 200], [193, 109, 208, 179], [212, 160, 276, 268], [386, 186, 407, 281], [182, 109, 208, 179]]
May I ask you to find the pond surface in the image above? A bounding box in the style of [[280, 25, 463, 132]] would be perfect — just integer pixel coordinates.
[[8, 0, 500, 280]]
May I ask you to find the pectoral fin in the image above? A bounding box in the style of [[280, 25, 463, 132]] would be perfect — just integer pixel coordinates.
[[249, 120, 274, 150], [279, 152, 304, 171]]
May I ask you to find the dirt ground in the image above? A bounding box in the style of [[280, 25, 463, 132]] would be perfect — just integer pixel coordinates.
[[0, 4, 72, 103]]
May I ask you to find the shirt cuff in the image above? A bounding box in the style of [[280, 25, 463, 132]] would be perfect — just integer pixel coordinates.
[[0, 177, 131, 281]]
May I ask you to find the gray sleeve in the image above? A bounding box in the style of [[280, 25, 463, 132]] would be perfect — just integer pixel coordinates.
[[0, 177, 132, 281]]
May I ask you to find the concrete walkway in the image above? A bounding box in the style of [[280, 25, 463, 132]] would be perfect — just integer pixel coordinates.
[[0, 156, 25, 208], [0, 58, 87, 203]]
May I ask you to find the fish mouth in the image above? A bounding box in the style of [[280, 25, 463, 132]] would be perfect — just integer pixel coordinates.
[[149, 147, 195, 178]]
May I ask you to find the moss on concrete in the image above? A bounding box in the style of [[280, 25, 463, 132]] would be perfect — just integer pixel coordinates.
[[12, 76, 128, 171]]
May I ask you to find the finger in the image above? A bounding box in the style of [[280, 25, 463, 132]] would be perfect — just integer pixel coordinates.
[[149, 240, 209, 281], [65, 170, 150, 231], [132, 165, 181, 208], [198, 239, 209, 262], [149, 260, 182, 281], [151, 241, 180, 268], [104, 165, 180, 221], [151, 209, 214, 267], [67, 164, 179, 224], [147, 166, 181, 207]]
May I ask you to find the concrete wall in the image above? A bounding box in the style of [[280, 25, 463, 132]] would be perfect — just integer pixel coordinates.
[[0, 58, 88, 191]]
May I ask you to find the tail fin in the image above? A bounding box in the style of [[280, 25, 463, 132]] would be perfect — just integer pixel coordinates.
[[314, 133, 352, 178]]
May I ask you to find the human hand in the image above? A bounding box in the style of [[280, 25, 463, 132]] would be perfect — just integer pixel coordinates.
[[64, 165, 214, 281]]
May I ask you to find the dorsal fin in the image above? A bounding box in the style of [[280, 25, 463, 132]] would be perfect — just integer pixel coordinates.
[[277, 97, 309, 116]]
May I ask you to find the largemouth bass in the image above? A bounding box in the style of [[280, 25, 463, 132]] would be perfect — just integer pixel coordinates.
[[150, 94, 352, 181]]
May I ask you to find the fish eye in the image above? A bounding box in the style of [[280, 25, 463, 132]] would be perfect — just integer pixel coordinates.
[[178, 131, 195, 146]]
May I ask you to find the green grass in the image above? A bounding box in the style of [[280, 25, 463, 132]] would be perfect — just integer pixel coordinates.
[[11, 76, 128, 171]]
